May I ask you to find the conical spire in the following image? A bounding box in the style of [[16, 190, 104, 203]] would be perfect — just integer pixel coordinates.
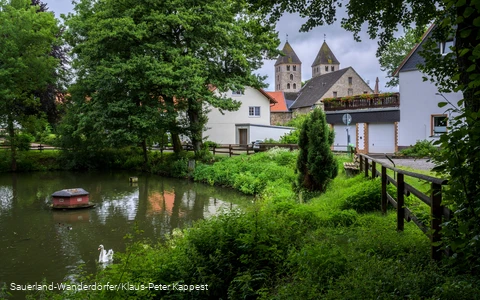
[[311, 41, 340, 67], [275, 41, 302, 66]]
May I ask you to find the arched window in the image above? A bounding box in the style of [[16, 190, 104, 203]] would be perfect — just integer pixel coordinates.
[[287, 65, 290, 71], [293, 65, 297, 71], [287, 83, 291, 89], [325, 66, 329, 72], [290, 74, 293, 80], [293, 83, 297, 89]]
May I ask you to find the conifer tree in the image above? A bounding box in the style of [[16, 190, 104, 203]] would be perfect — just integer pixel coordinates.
[[296, 108, 337, 193]]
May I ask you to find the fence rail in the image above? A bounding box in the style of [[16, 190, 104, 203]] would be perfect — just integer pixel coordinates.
[[358, 153, 449, 260], [155, 143, 298, 157]]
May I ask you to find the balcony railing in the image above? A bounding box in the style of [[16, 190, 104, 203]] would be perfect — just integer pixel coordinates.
[[323, 93, 400, 111]]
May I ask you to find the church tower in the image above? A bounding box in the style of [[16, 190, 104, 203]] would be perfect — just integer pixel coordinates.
[[274, 41, 302, 92], [311, 41, 340, 78]]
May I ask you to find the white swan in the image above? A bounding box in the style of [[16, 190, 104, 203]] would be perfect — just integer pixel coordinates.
[[98, 244, 114, 263]]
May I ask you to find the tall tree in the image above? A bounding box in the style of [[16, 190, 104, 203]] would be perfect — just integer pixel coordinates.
[[0, 0, 60, 170], [64, 0, 279, 161], [379, 27, 424, 87]]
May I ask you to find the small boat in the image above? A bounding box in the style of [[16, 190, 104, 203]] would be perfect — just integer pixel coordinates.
[[50, 188, 96, 209]]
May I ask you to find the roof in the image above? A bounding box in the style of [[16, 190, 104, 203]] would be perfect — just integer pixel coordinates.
[[290, 68, 350, 109], [311, 41, 340, 67], [267, 91, 289, 112], [393, 24, 435, 76], [275, 41, 302, 66], [52, 188, 89, 197], [258, 88, 277, 104]]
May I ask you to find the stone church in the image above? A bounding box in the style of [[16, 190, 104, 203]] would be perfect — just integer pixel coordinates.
[[269, 40, 373, 124]]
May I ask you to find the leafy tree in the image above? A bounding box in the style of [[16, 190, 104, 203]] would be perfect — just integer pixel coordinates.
[[0, 0, 60, 170], [296, 108, 337, 193], [64, 0, 279, 161], [379, 27, 424, 87]]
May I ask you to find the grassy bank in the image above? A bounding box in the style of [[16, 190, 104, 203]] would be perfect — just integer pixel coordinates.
[[20, 148, 479, 299]]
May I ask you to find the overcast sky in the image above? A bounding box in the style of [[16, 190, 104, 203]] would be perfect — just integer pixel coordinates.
[[44, 0, 397, 93]]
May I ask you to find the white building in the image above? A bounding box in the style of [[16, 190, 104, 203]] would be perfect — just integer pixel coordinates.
[[393, 25, 462, 150], [204, 86, 293, 144]]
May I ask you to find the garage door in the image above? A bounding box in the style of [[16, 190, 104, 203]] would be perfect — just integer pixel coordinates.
[[369, 123, 395, 153], [333, 124, 356, 151]]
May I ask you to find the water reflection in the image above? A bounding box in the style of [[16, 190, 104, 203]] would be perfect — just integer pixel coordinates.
[[0, 171, 251, 299]]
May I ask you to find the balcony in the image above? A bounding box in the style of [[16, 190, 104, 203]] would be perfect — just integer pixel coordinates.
[[323, 93, 400, 111]]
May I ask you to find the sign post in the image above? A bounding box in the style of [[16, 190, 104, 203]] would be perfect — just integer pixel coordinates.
[[342, 113, 352, 154]]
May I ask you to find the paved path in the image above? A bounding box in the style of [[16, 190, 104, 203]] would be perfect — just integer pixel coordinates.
[[374, 158, 435, 172]]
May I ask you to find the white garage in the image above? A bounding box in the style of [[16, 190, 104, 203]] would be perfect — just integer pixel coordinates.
[[333, 124, 356, 151], [368, 123, 395, 153]]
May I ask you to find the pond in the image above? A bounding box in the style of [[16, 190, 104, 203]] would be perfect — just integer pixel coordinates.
[[0, 171, 251, 298]]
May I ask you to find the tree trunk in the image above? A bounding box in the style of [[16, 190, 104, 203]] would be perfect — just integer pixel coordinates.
[[171, 132, 183, 154], [7, 114, 17, 172], [142, 138, 148, 166], [456, 3, 480, 113], [187, 98, 205, 157]]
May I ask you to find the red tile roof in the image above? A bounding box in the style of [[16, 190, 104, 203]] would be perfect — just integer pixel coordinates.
[[267, 91, 289, 112]]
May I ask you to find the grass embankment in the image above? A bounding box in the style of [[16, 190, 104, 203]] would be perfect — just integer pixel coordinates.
[[25, 148, 479, 299]]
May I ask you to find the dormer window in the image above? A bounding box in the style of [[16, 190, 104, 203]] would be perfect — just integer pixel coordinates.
[[440, 40, 454, 55], [287, 65, 291, 71], [331, 66, 335, 71], [325, 66, 329, 72], [293, 65, 297, 71]]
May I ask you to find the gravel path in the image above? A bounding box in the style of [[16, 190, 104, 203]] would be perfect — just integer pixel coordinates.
[[373, 158, 435, 171]]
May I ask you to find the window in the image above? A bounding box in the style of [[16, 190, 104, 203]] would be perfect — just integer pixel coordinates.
[[348, 89, 353, 96], [440, 40, 454, 55], [363, 91, 368, 94], [287, 65, 290, 71], [277, 84, 280, 90], [331, 66, 335, 71], [287, 83, 291, 89], [333, 91, 337, 98], [325, 66, 329, 72], [293, 65, 296, 71], [249, 106, 260, 117], [432, 115, 447, 136], [293, 83, 297, 89], [290, 74, 293, 80], [232, 90, 243, 96], [348, 77, 353, 85]]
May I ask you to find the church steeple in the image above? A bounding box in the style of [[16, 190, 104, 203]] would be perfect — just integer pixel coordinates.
[[274, 41, 302, 92], [311, 41, 340, 78]]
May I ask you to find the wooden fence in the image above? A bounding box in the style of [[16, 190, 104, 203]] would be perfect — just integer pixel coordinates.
[[156, 143, 299, 157], [358, 154, 450, 260]]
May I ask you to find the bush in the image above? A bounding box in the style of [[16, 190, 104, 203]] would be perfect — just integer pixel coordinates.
[[16, 133, 35, 151], [341, 178, 394, 213], [398, 139, 440, 157]]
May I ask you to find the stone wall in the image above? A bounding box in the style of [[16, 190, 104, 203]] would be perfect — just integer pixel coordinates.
[[270, 112, 293, 125]]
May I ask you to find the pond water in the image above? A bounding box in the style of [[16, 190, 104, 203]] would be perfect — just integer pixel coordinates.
[[0, 171, 251, 298]]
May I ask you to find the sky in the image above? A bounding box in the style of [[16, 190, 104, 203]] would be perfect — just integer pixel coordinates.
[[44, 0, 398, 93]]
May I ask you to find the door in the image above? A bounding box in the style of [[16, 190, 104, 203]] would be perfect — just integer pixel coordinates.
[[368, 123, 395, 153], [238, 128, 248, 145]]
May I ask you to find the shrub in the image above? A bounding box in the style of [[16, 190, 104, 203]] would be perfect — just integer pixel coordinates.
[[296, 108, 337, 192], [398, 139, 439, 157], [341, 178, 394, 213], [16, 133, 35, 151]]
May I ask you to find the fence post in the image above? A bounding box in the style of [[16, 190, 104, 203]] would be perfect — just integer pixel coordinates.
[[229, 144, 232, 157], [431, 183, 443, 261], [397, 173, 405, 231], [381, 166, 387, 214], [213, 145, 216, 156], [246, 144, 249, 155], [364, 157, 369, 178], [371, 161, 376, 179], [359, 155, 363, 171]]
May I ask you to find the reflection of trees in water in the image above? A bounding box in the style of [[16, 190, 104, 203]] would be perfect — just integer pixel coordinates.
[[0, 186, 13, 212]]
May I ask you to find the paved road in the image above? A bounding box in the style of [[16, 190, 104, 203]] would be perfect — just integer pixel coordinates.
[[374, 158, 435, 171]]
